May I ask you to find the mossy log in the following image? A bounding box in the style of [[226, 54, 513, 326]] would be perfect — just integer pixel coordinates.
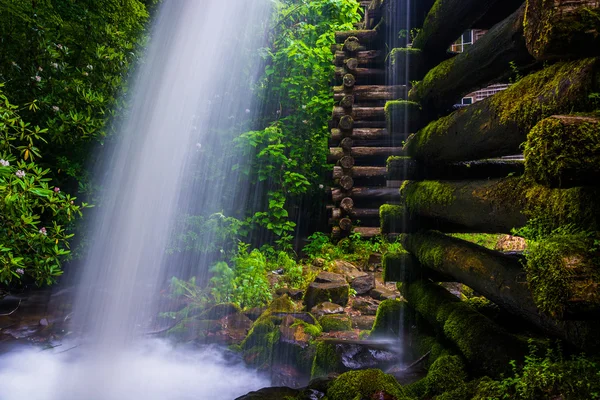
[[412, 0, 509, 66], [404, 280, 527, 377], [330, 127, 389, 142], [334, 68, 386, 83], [385, 100, 424, 135], [402, 232, 600, 350], [383, 251, 450, 283], [329, 147, 405, 162], [379, 204, 468, 234], [399, 177, 600, 234], [370, 0, 435, 49], [387, 47, 456, 84], [332, 106, 384, 121], [333, 85, 407, 102], [524, 0, 600, 61], [335, 30, 379, 44], [524, 115, 600, 188], [472, 0, 525, 28], [409, 5, 535, 115], [331, 43, 366, 53], [387, 156, 524, 181], [333, 166, 387, 179], [406, 58, 600, 164], [331, 187, 400, 203], [334, 50, 384, 68]]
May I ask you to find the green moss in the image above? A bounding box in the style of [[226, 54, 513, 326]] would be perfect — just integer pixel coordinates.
[[310, 340, 342, 378], [385, 100, 422, 133], [407, 281, 527, 377], [526, 233, 600, 318], [389, 47, 421, 66], [491, 58, 599, 131], [291, 319, 322, 338], [406, 112, 454, 157], [423, 355, 468, 396], [268, 294, 297, 313], [326, 369, 412, 400], [240, 316, 280, 367], [524, 116, 600, 187], [401, 180, 455, 214], [319, 314, 352, 332], [382, 250, 410, 282], [380, 204, 407, 234], [408, 56, 458, 104], [371, 299, 406, 337]]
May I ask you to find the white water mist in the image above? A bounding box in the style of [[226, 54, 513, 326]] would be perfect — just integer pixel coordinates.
[[0, 0, 271, 398]]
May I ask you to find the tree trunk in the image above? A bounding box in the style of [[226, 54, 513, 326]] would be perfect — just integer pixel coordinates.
[[409, 5, 535, 115], [335, 68, 386, 83], [331, 127, 389, 141], [471, 0, 524, 28], [387, 157, 524, 181], [524, 0, 600, 61], [524, 115, 600, 188], [402, 232, 600, 351], [406, 58, 600, 164]]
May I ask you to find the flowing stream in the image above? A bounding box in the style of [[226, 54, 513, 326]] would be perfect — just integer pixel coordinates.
[[0, 1, 271, 398]]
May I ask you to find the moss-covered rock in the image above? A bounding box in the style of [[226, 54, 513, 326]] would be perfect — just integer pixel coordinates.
[[311, 340, 343, 378], [304, 281, 349, 310], [319, 314, 352, 332], [526, 233, 600, 318], [524, 115, 600, 188], [371, 299, 406, 337], [385, 100, 423, 134], [326, 369, 412, 400], [196, 302, 241, 320]]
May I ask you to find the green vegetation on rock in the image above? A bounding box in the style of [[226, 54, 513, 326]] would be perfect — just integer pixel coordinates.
[[326, 369, 412, 400]]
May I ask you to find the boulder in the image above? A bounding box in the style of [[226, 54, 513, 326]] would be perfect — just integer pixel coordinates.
[[319, 315, 352, 332], [351, 275, 375, 295], [351, 297, 380, 315], [370, 286, 401, 301], [234, 387, 300, 400], [351, 315, 376, 330], [304, 273, 350, 310], [332, 260, 367, 281], [311, 302, 345, 318]]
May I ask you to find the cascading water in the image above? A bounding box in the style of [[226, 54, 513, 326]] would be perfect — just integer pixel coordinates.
[[0, 1, 273, 398]]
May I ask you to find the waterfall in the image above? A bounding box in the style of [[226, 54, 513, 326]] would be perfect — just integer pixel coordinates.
[[0, 1, 272, 398]]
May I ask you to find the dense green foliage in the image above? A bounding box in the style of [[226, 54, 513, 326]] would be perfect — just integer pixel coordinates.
[[233, 0, 361, 246], [0, 0, 152, 286]]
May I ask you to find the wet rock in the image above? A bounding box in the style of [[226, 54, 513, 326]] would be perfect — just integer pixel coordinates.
[[371, 300, 407, 338], [314, 271, 346, 284], [351, 274, 375, 295], [39, 318, 49, 326], [352, 297, 380, 315], [332, 260, 367, 281], [369, 286, 400, 301], [270, 363, 305, 388], [311, 302, 344, 318], [304, 280, 349, 310], [234, 386, 300, 400], [351, 315, 375, 330]]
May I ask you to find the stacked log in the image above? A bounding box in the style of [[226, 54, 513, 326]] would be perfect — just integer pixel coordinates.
[[377, 0, 600, 358]]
